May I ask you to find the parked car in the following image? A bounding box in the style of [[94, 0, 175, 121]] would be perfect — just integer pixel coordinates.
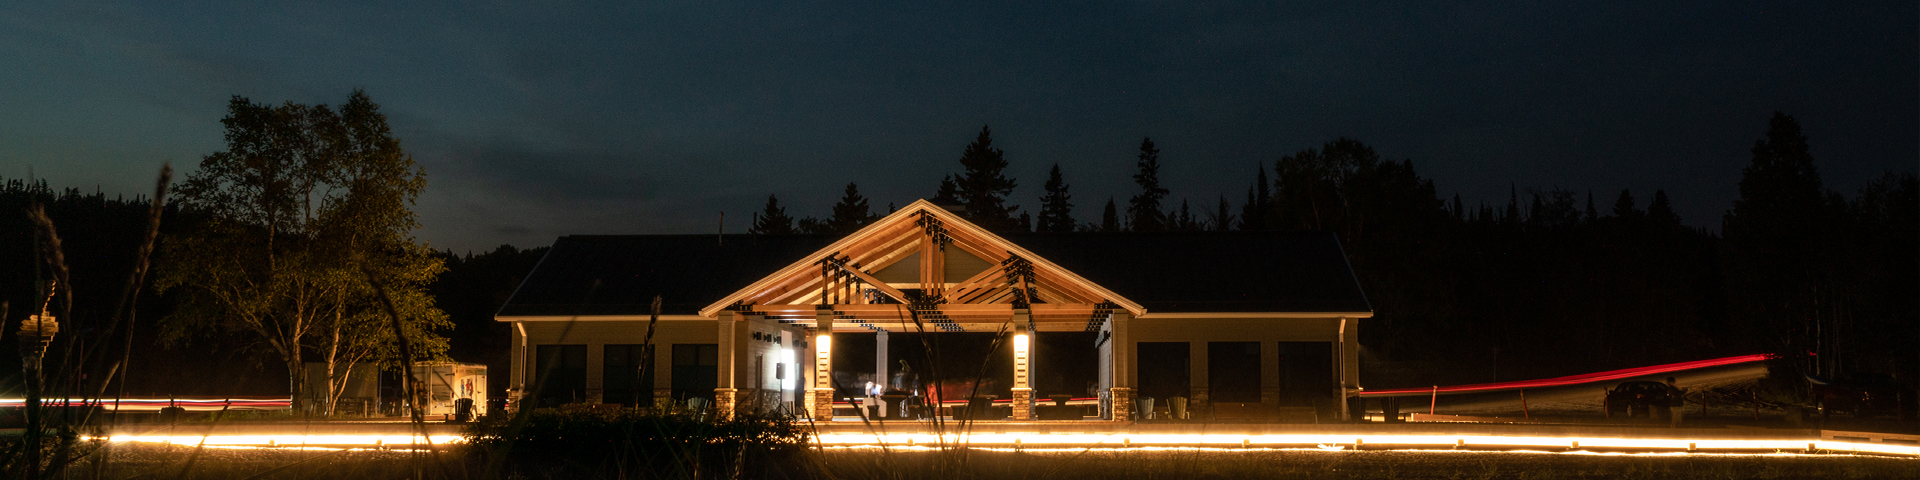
[[1809, 375, 1917, 420], [1607, 380, 1683, 423]]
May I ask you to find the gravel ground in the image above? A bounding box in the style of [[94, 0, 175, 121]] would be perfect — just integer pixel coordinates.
[[34, 442, 1919, 479]]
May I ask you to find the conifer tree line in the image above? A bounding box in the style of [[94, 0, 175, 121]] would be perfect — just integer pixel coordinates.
[[750, 116, 1916, 387]]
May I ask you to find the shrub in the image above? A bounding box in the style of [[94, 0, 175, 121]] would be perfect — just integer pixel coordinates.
[[464, 405, 812, 479]]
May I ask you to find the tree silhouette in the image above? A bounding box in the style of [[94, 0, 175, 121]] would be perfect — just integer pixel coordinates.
[[1647, 190, 1680, 226], [1612, 189, 1641, 219], [950, 125, 1020, 231], [1099, 198, 1121, 232], [1037, 164, 1075, 233], [1127, 137, 1169, 231], [750, 194, 796, 234], [1239, 165, 1270, 230], [1211, 195, 1235, 231], [827, 183, 878, 234]]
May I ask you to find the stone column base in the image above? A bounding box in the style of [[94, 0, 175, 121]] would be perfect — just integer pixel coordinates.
[[809, 388, 834, 420], [713, 388, 738, 420], [1011, 388, 1033, 420], [1110, 387, 1135, 421]]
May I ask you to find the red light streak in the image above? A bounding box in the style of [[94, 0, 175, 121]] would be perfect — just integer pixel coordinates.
[[1362, 354, 1773, 396]]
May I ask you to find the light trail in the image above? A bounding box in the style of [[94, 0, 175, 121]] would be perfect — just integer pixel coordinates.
[[103, 434, 465, 448], [1361, 354, 1773, 396], [0, 397, 291, 411], [810, 432, 1917, 457]]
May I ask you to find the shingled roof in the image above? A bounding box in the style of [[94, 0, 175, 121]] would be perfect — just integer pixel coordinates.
[[496, 231, 1370, 317]]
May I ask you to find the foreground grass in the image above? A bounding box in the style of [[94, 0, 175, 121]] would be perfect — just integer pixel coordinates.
[[35, 443, 1916, 479]]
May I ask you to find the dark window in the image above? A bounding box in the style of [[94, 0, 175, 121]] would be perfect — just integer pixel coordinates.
[[672, 344, 720, 401], [1136, 342, 1190, 400], [604, 344, 654, 406], [534, 344, 587, 405], [1208, 342, 1261, 403], [1276, 342, 1335, 406]]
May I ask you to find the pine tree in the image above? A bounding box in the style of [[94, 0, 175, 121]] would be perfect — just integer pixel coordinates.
[[1100, 198, 1121, 232], [933, 175, 961, 207], [828, 182, 878, 234], [1174, 199, 1197, 230], [1612, 189, 1641, 219], [1212, 195, 1235, 231], [1584, 191, 1599, 222], [750, 194, 796, 234], [951, 125, 1019, 230], [1503, 183, 1521, 224], [1647, 189, 1680, 226], [1239, 165, 1270, 230], [1037, 164, 1076, 233], [1127, 137, 1169, 231]]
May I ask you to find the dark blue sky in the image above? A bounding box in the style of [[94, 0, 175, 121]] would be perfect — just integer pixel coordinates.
[[4, 1, 1913, 253]]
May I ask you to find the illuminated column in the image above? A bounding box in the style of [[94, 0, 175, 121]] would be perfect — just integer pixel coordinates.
[[1339, 317, 1361, 421], [510, 322, 528, 405], [810, 310, 835, 420], [1010, 310, 1033, 420], [714, 311, 738, 420], [1109, 312, 1134, 421], [874, 329, 888, 415]]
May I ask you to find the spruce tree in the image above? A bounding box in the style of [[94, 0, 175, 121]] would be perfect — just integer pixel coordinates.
[[1100, 198, 1121, 232], [750, 194, 796, 234], [1212, 195, 1235, 231], [1127, 137, 1169, 231], [1239, 165, 1270, 230], [1584, 191, 1599, 222], [1647, 189, 1680, 226], [1612, 189, 1641, 219], [1037, 164, 1075, 233], [933, 175, 961, 206], [952, 125, 1019, 230], [828, 182, 878, 234]]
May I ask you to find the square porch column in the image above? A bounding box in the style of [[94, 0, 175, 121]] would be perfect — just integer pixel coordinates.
[[1109, 312, 1133, 421], [1339, 317, 1361, 421], [714, 311, 738, 420], [1010, 310, 1033, 420], [809, 310, 835, 420]]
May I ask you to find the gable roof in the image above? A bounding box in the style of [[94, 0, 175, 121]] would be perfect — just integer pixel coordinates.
[[497, 230, 1371, 318], [695, 200, 1147, 318]]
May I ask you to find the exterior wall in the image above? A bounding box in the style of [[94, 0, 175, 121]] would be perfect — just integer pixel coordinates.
[[512, 319, 717, 406], [727, 314, 808, 415], [1125, 316, 1354, 421]]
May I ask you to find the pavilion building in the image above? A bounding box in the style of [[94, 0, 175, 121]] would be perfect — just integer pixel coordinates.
[[496, 199, 1371, 421]]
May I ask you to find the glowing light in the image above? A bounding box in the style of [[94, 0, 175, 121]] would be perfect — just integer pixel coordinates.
[[817, 335, 831, 351], [779, 348, 796, 391], [806, 432, 1918, 457], [1363, 354, 1773, 396], [1013, 334, 1029, 351], [0, 397, 290, 411], [103, 434, 465, 447]]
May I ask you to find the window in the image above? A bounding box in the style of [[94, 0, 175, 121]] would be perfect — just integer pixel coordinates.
[[534, 344, 587, 405], [671, 344, 720, 401], [604, 344, 653, 406], [1208, 342, 1261, 403], [1136, 342, 1190, 401]]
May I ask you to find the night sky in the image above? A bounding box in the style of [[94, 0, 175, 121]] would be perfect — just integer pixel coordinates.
[[3, 1, 1913, 253]]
